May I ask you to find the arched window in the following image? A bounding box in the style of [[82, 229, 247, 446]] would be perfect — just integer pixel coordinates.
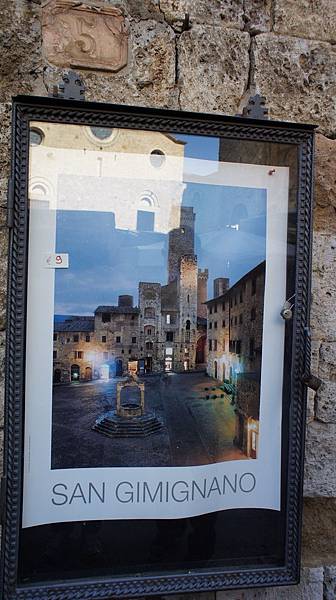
[[145, 341, 153, 351], [144, 325, 155, 336], [186, 320, 191, 330]]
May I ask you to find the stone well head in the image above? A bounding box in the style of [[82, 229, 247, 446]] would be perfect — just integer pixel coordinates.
[[116, 378, 145, 418]]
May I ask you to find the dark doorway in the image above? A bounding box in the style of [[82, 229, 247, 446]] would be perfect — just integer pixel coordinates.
[[115, 359, 123, 377], [53, 368, 61, 383], [196, 335, 206, 364], [145, 356, 153, 373], [85, 366, 92, 381], [71, 364, 80, 382]]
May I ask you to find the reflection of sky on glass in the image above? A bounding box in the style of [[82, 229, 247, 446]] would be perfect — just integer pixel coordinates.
[[54, 134, 266, 316]]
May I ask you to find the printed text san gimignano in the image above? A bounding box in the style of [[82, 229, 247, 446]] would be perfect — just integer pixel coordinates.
[[51, 472, 256, 506]]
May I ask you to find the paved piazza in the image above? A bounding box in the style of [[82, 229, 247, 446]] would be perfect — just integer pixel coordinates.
[[52, 371, 248, 469]]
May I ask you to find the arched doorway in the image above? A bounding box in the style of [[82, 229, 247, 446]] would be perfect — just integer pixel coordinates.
[[53, 368, 61, 383], [85, 366, 92, 381], [196, 335, 206, 364], [71, 364, 80, 382]]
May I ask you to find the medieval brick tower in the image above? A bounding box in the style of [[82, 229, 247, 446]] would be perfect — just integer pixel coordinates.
[[197, 269, 208, 319], [168, 206, 195, 283]]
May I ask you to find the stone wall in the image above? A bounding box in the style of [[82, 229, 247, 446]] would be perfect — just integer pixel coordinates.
[[0, 0, 335, 598]]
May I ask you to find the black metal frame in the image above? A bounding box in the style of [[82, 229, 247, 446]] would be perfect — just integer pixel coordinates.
[[1, 95, 315, 599]]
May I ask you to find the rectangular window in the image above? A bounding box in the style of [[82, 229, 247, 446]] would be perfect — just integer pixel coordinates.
[[85, 335, 90, 342], [78, 351, 83, 359], [214, 340, 218, 351], [132, 337, 137, 344], [137, 210, 155, 232], [234, 295, 237, 305], [166, 332, 174, 342], [67, 337, 70, 343], [102, 312, 111, 323], [166, 314, 171, 324], [209, 322, 212, 329], [240, 291, 243, 303], [73, 334, 79, 343], [116, 336, 121, 343], [209, 307, 212, 315], [208, 339, 212, 351], [53, 350, 57, 359], [236, 340, 241, 355], [234, 316, 237, 325], [239, 314, 243, 324], [222, 319, 226, 328], [214, 321, 218, 329], [251, 307, 256, 321], [53, 333, 57, 342], [223, 339, 225, 351], [102, 335, 106, 343], [214, 303, 217, 313], [222, 302, 225, 311]]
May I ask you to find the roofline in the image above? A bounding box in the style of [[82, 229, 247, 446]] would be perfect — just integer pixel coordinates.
[[205, 260, 266, 305]]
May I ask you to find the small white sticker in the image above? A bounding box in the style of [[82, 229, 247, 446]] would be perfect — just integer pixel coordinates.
[[44, 253, 69, 269]]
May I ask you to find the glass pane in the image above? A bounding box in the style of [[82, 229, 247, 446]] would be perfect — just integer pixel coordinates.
[[19, 122, 297, 583]]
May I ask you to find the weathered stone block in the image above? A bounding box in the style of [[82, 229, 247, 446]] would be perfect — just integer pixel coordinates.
[[324, 566, 336, 600], [304, 421, 336, 496], [314, 135, 336, 233], [0, 0, 44, 101], [315, 381, 336, 423], [216, 567, 323, 599], [274, 0, 336, 44], [311, 233, 336, 342], [178, 26, 250, 114], [243, 0, 272, 34], [306, 340, 320, 423], [254, 34, 336, 136], [302, 498, 336, 565], [44, 18, 178, 108], [0, 103, 11, 189], [159, 0, 243, 31], [319, 343, 336, 382]]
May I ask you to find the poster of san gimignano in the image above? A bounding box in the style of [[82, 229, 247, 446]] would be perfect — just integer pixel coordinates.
[[24, 121, 287, 527]]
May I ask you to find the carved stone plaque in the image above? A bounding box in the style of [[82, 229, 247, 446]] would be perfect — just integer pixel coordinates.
[[42, 0, 128, 73]]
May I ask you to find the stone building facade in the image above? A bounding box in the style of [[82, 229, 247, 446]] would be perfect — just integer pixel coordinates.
[[1, 0, 336, 598], [206, 262, 265, 459], [53, 204, 207, 380]]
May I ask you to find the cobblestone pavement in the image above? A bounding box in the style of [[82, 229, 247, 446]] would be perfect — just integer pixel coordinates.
[[52, 371, 248, 469]]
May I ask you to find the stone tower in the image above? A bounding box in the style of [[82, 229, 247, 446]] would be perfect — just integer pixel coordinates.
[[197, 269, 208, 319], [168, 206, 195, 283], [213, 277, 229, 297], [177, 255, 198, 370]]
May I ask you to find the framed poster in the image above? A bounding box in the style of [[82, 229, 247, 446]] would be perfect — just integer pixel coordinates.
[[1, 95, 315, 599]]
